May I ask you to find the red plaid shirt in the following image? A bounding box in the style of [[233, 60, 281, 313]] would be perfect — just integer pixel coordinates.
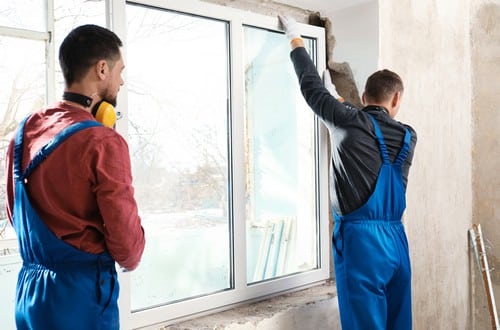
[[5, 102, 145, 270]]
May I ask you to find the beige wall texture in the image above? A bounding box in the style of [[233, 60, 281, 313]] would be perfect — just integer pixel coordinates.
[[471, 0, 500, 328], [374, 0, 500, 328], [379, 1, 474, 328]]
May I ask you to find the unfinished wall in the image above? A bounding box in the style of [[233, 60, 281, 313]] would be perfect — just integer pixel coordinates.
[[471, 0, 500, 328], [203, 0, 313, 21], [379, 0, 473, 329], [329, 1, 378, 94]]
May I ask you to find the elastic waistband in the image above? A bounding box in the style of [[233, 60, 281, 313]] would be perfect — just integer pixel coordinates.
[[22, 258, 115, 272], [335, 218, 402, 225]]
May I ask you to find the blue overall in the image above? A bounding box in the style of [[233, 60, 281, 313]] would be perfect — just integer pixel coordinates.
[[12, 116, 120, 330], [333, 115, 412, 330]]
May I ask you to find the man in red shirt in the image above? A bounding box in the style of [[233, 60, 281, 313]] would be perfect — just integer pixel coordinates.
[[5, 24, 145, 330]]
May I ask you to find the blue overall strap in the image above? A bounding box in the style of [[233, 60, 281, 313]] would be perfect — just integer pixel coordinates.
[[18, 120, 103, 180], [368, 115, 390, 164], [13, 115, 31, 182], [394, 128, 412, 166], [369, 115, 411, 166]]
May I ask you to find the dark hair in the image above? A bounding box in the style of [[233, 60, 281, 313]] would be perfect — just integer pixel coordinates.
[[59, 24, 123, 86], [364, 69, 404, 103]]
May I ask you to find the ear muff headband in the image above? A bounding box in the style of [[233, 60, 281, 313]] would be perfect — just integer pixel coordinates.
[[62, 92, 92, 107], [92, 101, 117, 128], [61, 92, 117, 128]]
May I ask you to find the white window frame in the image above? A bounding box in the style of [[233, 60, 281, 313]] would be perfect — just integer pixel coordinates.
[[112, 1, 329, 329]]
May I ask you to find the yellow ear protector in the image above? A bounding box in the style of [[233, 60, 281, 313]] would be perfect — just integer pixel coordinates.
[[62, 92, 117, 128], [92, 101, 117, 128]]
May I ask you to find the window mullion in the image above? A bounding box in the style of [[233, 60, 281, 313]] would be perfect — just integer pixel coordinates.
[[228, 16, 248, 293], [0, 27, 48, 40], [106, 1, 133, 329], [108, 0, 129, 136], [313, 35, 331, 273]]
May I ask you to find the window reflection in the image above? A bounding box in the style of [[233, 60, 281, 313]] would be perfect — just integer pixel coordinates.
[[126, 4, 231, 310], [0, 1, 45, 31], [243, 27, 318, 283]]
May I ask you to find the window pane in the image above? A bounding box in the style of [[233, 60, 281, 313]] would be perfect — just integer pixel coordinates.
[[244, 27, 318, 283], [54, 0, 106, 29], [0, 1, 45, 31], [0, 36, 46, 330], [126, 4, 231, 310]]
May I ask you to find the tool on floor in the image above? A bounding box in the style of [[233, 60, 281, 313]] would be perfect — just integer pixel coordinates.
[[469, 223, 499, 330]]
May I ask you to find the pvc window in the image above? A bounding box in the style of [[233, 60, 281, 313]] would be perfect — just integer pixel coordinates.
[[121, 1, 328, 328]]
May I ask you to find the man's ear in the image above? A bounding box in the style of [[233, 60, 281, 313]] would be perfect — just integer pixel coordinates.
[[96, 60, 108, 80], [361, 92, 367, 106], [392, 91, 401, 108], [388, 91, 402, 118]]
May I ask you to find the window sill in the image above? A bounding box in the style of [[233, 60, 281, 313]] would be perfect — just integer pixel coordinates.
[[162, 281, 340, 330]]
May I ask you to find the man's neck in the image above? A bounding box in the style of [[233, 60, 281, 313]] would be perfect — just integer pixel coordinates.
[[62, 86, 100, 111]]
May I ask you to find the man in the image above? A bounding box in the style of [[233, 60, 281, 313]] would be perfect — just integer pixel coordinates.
[[279, 15, 417, 329], [5, 25, 145, 330]]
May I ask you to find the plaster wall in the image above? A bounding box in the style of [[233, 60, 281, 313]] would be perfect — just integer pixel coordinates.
[[378, 1, 473, 329], [471, 0, 500, 328], [329, 1, 378, 94]]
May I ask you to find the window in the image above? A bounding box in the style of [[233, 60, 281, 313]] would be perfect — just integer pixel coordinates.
[[0, 1, 328, 329], [126, 3, 231, 310], [123, 2, 328, 328]]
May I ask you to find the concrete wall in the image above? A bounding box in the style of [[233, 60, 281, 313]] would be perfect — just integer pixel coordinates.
[[329, 1, 378, 94], [471, 0, 500, 328], [378, 0, 473, 328]]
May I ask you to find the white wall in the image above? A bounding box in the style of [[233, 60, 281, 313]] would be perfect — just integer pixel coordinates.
[[329, 1, 378, 94]]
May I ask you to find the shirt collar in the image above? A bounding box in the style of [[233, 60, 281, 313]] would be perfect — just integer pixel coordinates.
[[363, 105, 389, 116]]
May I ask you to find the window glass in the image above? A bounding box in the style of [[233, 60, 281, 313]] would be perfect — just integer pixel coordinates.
[[0, 1, 45, 31], [54, 0, 106, 31], [0, 36, 46, 330], [126, 4, 231, 311], [243, 26, 318, 283]]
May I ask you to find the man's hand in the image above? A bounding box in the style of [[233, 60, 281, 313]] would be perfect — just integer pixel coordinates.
[[323, 69, 343, 101], [278, 15, 301, 40]]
